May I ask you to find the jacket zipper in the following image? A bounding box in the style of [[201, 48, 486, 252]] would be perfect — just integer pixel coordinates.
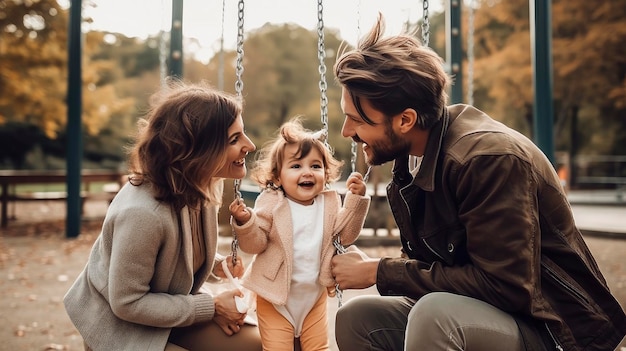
[[421, 238, 446, 261], [542, 263, 589, 305], [399, 186, 417, 255], [398, 188, 445, 261], [544, 323, 564, 351]]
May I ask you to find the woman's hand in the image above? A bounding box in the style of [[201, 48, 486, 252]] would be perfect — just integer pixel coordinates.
[[346, 171, 367, 196], [213, 289, 247, 335], [229, 198, 251, 225], [213, 255, 245, 279]]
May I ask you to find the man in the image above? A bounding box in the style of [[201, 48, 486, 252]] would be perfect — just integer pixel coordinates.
[[331, 13, 626, 351]]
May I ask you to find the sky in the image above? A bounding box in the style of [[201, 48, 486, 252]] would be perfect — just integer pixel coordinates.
[[80, 0, 444, 63]]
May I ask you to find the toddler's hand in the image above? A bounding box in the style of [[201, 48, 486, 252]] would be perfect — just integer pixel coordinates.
[[346, 171, 367, 196], [229, 198, 251, 225], [213, 255, 245, 279]]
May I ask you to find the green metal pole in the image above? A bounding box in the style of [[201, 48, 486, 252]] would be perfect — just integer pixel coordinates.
[[170, 0, 184, 78], [66, 0, 83, 238], [446, 0, 463, 104], [530, 0, 555, 165]]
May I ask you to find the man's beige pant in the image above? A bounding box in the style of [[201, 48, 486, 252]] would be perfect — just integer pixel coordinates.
[[336, 292, 531, 351]]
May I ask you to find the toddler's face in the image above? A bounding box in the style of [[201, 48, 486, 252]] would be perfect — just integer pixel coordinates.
[[277, 144, 326, 206]]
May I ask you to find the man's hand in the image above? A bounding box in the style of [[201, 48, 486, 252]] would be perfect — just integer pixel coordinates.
[[331, 246, 380, 290]]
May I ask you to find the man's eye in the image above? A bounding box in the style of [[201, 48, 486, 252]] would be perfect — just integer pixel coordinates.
[[348, 115, 361, 123]]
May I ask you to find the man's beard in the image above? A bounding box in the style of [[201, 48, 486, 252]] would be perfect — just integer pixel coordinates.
[[364, 123, 411, 166]]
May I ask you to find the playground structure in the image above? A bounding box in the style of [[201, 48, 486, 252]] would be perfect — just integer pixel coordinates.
[[60, 0, 557, 238]]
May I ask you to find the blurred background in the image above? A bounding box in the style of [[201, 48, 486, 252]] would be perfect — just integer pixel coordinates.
[[1, 0, 625, 190]]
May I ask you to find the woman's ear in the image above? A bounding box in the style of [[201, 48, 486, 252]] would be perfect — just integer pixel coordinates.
[[398, 108, 418, 133]]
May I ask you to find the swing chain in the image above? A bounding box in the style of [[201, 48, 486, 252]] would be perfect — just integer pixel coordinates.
[[316, 0, 329, 150], [235, 0, 245, 99], [467, 0, 476, 105], [422, 0, 430, 46], [230, 0, 246, 264], [333, 238, 348, 307], [317, 0, 345, 307], [350, 141, 358, 173], [217, 0, 226, 90], [230, 179, 243, 265]]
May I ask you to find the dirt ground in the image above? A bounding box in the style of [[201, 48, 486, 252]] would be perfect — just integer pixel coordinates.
[[0, 200, 625, 351]]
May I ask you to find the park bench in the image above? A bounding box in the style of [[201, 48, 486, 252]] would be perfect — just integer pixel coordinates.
[[575, 176, 626, 202], [0, 169, 125, 228]]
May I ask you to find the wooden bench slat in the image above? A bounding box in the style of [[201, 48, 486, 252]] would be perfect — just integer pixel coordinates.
[[10, 191, 88, 201]]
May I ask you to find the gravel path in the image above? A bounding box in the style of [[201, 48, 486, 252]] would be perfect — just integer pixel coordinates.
[[1, 200, 624, 350]]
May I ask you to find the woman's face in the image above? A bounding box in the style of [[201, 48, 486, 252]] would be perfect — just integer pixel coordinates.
[[215, 114, 256, 179]]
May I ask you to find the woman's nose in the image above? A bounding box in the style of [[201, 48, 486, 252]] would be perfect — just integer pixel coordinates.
[[243, 134, 256, 152]]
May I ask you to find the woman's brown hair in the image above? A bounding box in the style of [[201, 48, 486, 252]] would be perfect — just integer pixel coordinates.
[[127, 80, 241, 209]]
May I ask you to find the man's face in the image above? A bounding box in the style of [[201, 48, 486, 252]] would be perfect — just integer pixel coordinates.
[[340, 87, 411, 166]]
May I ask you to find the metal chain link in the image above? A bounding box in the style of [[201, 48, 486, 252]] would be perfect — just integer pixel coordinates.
[[332, 239, 347, 307], [230, 179, 243, 264], [235, 0, 245, 99], [410, 0, 431, 172], [316, 0, 329, 150], [230, 0, 245, 264], [317, 0, 345, 307], [158, 0, 167, 85], [422, 0, 430, 46], [350, 142, 358, 173], [467, 0, 475, 105], [217, 0, 226, 90], [350, 0, 362, 174]]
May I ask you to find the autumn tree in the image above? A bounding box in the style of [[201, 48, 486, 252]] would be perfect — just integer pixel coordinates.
[[0, 0, 69, 137], [469, 0, 626, 156], [200, 23, 353, 165], [0, 0, 135, 168]]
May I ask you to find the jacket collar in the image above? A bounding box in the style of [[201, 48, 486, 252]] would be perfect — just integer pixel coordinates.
[[391, 107, 450, 192]]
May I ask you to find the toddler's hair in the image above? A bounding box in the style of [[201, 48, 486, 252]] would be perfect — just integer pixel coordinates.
[[251, 117, 343, 188]]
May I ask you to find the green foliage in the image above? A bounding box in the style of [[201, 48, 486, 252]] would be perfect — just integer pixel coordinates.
[[199, 23, 357, 177], [1, 0, 624, 173]]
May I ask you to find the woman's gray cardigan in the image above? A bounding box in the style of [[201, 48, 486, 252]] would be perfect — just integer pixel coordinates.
[[64, 182, 223, 351]]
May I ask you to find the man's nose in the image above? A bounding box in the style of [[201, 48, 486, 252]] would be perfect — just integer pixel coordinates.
[[341, 118, 353, 138]]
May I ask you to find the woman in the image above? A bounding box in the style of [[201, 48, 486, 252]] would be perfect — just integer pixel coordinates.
[[64, 81, 262, 351]]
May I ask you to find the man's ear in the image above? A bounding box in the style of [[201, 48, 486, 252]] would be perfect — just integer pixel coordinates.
[[397, 108, 418, 134]]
